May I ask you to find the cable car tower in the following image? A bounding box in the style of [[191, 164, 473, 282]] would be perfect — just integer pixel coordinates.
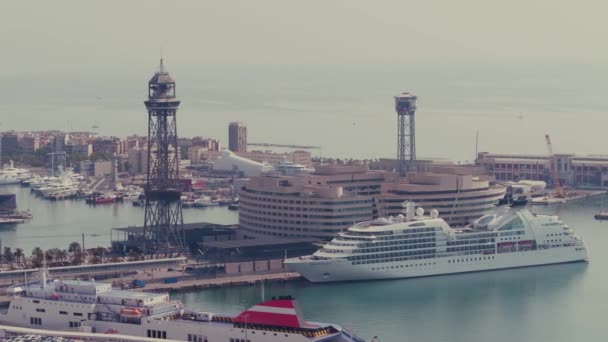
[[394, 92, 418, 176], [142, 59, 186, 254]]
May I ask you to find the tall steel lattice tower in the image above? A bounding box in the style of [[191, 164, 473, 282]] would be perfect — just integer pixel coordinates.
[[142, 59, 186, 254], [394, 92, 417, 176]]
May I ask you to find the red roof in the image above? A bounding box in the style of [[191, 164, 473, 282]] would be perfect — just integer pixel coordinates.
[[233, 298, 306, 328]]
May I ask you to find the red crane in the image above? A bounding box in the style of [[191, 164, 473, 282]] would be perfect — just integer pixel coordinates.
[[545, 134, 565, 198]]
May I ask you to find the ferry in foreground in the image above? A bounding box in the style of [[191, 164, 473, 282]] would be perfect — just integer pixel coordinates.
[[0, 270, 366, 342], [285, 203, 588, 283]]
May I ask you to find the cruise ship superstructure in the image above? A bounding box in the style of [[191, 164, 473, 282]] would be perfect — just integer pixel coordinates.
[[0, 271, 365, 342], [285, 203, 588, 282]]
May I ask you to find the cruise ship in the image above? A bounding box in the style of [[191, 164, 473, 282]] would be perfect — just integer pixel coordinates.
[[0, 270, 365, 342], [285, 202, 588, 282]]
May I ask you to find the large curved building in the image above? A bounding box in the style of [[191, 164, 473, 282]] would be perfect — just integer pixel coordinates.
[[377, 166, 506, 226], [238, 165, 505, 240], [238, 166, 384, 240]]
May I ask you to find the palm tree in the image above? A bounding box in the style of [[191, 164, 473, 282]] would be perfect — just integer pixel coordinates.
[[56, 249, 68, 264], [13, 248, 24, 268], [72, 251, 84, 266], [68, 242, 81, 254], [45, 249, 57, 264], [3, 247, 14, 267], [31, 247, 44, 268]]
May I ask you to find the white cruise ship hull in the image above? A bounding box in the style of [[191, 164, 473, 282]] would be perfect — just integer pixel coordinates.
[[286, 245, 588, 283]]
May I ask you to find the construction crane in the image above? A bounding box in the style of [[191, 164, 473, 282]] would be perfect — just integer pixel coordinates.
[[545, 134, 566, 198], [247, 143, 321, 150]]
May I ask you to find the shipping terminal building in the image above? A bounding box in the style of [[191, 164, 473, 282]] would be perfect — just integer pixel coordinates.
[[476, 152, 608, 188]]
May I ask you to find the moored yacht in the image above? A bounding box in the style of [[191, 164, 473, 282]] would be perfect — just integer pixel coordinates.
[[285, 202, 588, 283], [0, 161, 31, 185]]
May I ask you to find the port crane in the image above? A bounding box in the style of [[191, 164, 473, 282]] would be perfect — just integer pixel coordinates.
[[545, 134, 566, 198]]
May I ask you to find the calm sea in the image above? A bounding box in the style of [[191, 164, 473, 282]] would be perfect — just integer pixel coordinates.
[[1, 64, 607, 162]]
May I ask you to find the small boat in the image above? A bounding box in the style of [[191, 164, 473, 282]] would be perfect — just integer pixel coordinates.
[[95, 195, 116, 204], [594, 211, 608, 220], [228, 203, 239, 211]]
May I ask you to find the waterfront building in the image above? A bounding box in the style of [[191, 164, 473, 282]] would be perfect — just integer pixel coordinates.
[[241, 150, 312, 167], [192, 136, 220, 151], [377, 166, 505, 227], [127, 147, 148, 175], [476, 152, 608, 188], [228, 121, 247, 153], [91, 137, 124, 156], [238, 165, 389, 240], [188, 139, 221, 163], [53, 133, 70, 153], [0, 133, 20, 156], [125, 135, 147, 150], [239, 165, 506, 240], [65, 143, 92, 160], [78, 160, 112, 177], [19, 136, 40, 154]]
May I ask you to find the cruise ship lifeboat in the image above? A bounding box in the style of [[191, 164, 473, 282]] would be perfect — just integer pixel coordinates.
[[120, 308, 143, 318]]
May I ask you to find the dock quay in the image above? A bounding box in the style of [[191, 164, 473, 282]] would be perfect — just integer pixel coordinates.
[[531, 189, 606, 205], [0, 257, 186, 287], [134, 271, 301, 293]]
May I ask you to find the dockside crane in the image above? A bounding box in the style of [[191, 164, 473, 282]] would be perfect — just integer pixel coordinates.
[[545, 134, 566, 198]]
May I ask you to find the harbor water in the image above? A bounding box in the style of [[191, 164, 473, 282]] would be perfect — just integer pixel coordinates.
[[2, 184, 608, 342], [0, 184, 238, 251], [172, 198, 607, 342]]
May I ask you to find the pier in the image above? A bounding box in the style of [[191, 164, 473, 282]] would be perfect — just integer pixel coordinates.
[[132, 271, 301, 293]]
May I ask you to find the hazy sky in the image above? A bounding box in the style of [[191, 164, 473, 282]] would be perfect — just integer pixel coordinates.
[[1, 1, 607, 161], [2, 0, 607, 75]]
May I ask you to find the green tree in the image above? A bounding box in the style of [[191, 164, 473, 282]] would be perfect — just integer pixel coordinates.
[[55, 249, 68, 264], [13, 248, 24, 268], [3, 247, 14, 266], [31, 247, 44, 268], [68, 242, 81, 254], [72, 251, 84, 266]]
